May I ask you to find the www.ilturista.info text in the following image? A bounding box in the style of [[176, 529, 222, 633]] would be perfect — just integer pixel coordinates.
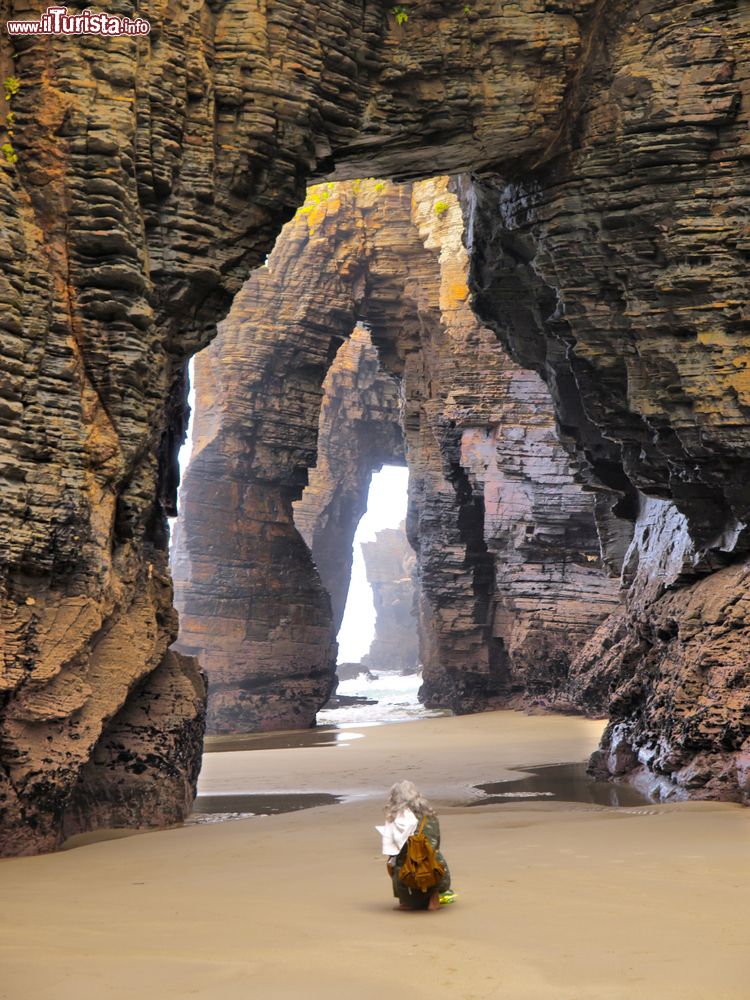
[[4, 6, 151, 35]]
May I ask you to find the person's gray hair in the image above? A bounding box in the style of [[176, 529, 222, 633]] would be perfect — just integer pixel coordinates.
[[384, 779, 436, 822]]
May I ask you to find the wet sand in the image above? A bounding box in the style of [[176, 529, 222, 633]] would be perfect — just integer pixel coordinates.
[[1, 710, 749, 1000]]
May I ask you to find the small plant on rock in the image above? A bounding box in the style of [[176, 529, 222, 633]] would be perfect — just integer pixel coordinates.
[[3, 76, 20, 101], [391, 5, 409, 26], [434, 200, 449, 217], [2, 76, 20, 165]]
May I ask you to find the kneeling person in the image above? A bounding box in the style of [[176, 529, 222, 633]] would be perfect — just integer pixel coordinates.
[[376, 779, 453, 910]]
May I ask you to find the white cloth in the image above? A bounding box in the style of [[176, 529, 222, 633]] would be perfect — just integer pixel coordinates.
[[375, 807, 418, 856]]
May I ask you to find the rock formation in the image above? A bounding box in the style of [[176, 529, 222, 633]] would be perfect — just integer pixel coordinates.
[[5, 0, 567, 854], [174, 177, 620, 726], [293, 325, 405, 635], [3, 0, 749, 852], [172, 319, 404, 733], [408, 179, 621, 711], [360, 523, 419, 675], [466, 3, 750, 801]]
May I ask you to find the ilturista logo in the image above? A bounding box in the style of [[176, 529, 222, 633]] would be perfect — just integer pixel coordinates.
[[5, 5, 151, 35]]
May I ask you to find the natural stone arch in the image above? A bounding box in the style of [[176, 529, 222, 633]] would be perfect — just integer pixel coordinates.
[[292, 325, 406, 639], [3, 0, 750, 853], [172, 318, 406, 732], [2, 0, 585, 854], [173, 178, 620, 731]]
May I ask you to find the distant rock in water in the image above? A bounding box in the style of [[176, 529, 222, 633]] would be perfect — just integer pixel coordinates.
[[336, 662, 378, 682], [361, 521, 419, 674], [323, 693, 378, 710]]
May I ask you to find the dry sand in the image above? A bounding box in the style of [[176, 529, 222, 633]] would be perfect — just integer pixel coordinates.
[[1, 710, 748, 1000]]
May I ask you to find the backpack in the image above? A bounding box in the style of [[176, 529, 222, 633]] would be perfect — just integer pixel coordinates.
[[398, 815, 446, 893]]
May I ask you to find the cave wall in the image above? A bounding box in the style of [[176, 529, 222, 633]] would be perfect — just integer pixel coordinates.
[[174, 177, 620, 726], [466, 1, 750, 801], [3, 0, 749, 851], [361, 523, 419, 675]]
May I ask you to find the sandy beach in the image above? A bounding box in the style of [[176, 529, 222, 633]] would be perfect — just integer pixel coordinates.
[[1, 710, 748, 1000]]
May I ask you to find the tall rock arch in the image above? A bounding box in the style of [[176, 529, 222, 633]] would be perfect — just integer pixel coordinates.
[[172, 178, 620, 729], [2, 0, 749, 852]]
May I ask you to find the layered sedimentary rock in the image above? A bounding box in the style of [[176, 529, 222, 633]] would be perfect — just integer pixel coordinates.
[[466, 2, 750, 801], [2, 0, 587, 853], [168, 239, 341, 732], [174, 178, 619, 725], [293, 326, 404, 633], [361, 523, 418, 674], [61, 651, 206, 840], [409, 179, 621, 709], [172, 321, 404, 732], [4, 0, 750, 852], [577, 498, 750, 802]]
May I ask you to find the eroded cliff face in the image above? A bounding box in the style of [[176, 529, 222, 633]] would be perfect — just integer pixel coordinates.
[[361, 523, 419, 675], [174, 178, 619, 726], [466, 1, 750, 801], [575, 497, 750, 802], [3, 0, 750, 851], [172, 320, 405, 732], [2, 0, 588, 853], [409, 178, 621, 709]]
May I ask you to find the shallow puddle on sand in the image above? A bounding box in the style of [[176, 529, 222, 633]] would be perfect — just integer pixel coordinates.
[[473, 762, 652, 808], [190, 791, 341, 821], [203, 727, 365, 753]]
